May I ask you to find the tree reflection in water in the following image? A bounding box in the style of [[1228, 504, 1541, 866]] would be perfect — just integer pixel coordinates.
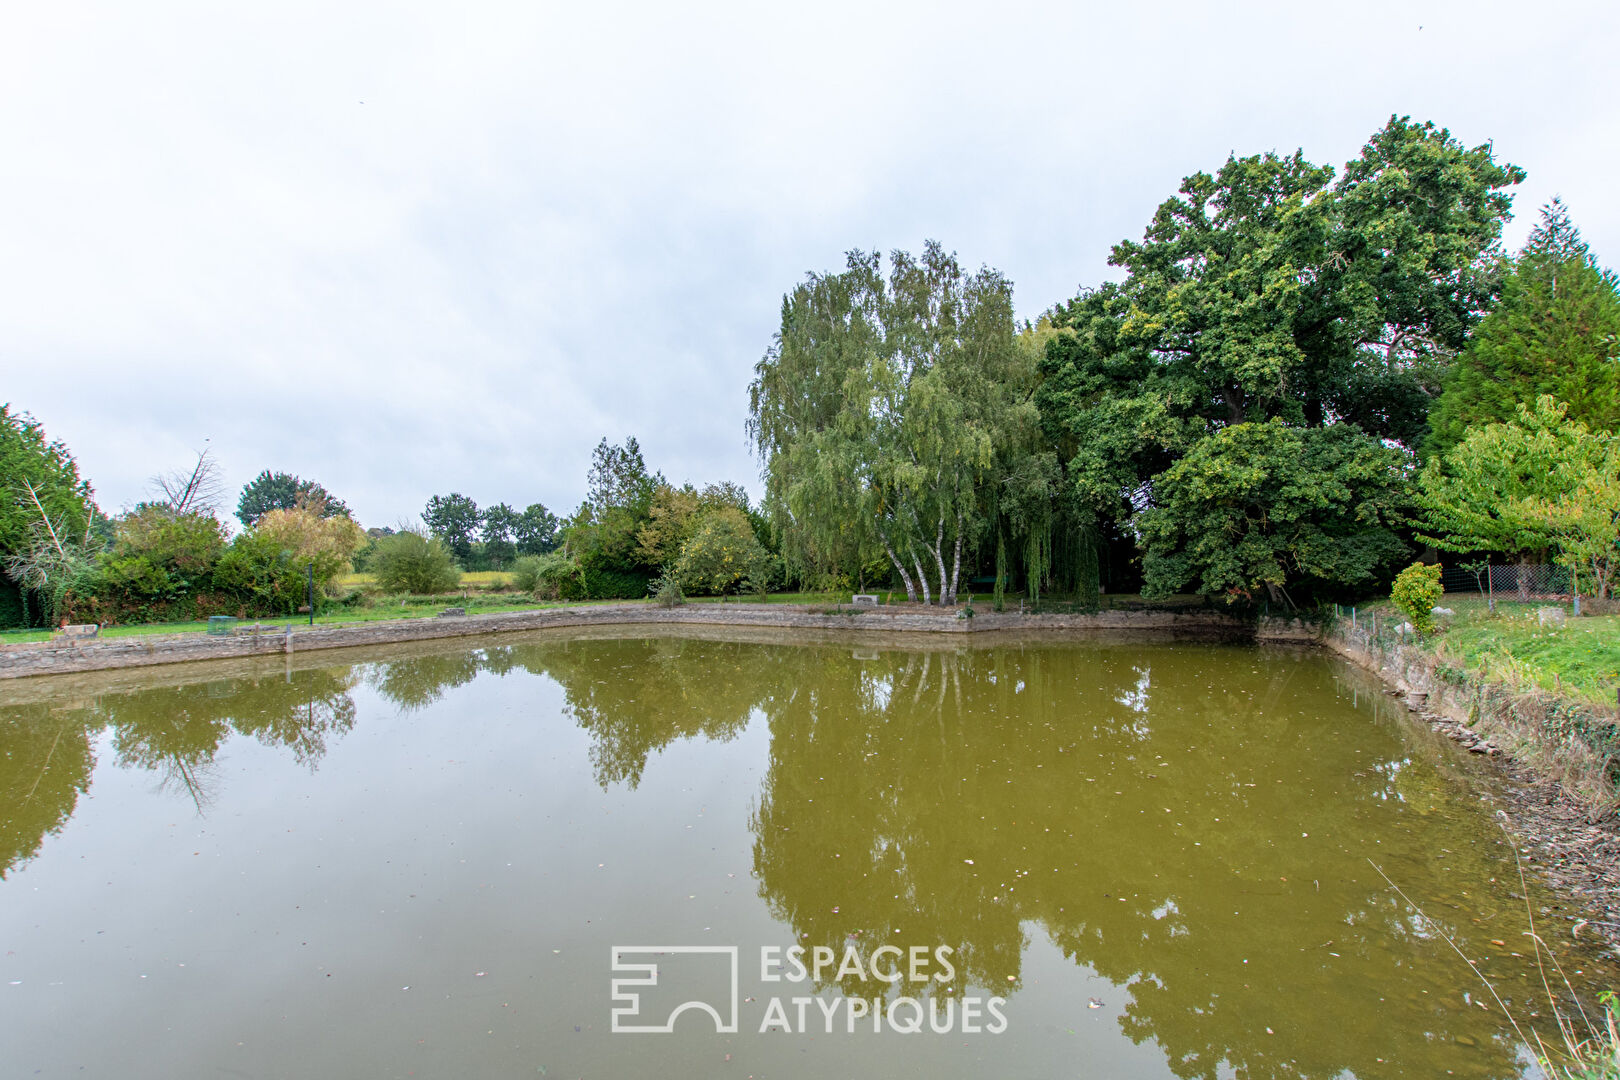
[[1, 633, 1606, 1078], [0, 665, 356, 859]]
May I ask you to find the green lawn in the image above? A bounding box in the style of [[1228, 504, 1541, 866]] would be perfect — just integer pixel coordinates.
[[1352, 600, 1620, 706], [685, 591, 869, 606], [0, 595, 640, 645], [1432, 611, 1620, 705]]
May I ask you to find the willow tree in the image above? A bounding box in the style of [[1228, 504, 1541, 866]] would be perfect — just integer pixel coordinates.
[[748, 242, 1021, 604]]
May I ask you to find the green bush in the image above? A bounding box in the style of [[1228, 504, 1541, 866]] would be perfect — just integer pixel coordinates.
[[99, 506, 227, 600], [213, 531, 306, 613], [1391, 561, 1444, 636], [675, 508, 770, 596], [559, 567, 651, 601], [522, 551, 584, 598], [510, 554, 547, 593], [213, 508, 364, 614], [370, 531, 461, 595], [650, 566, 684, 607]]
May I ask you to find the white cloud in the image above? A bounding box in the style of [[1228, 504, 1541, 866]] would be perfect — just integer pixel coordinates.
[[3, 0, 1616, 523]]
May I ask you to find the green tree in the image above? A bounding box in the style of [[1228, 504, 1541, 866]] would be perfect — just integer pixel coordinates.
[[423, 493, 481, 561], [749, 242, 1024, 603], [514, 503, 559, 555], [214, 505, 367, 613], [586, 437, 658, 517], [1138, 422, 1410, 603], [635, 482, 756, 569], [675, 507, 771, 596], [0, 406, 97, 626], [1417, 396, 1602, 560], [1037, 116, 1522, 604], [1426, 200, 1620, 459], [1521, 443, 1620, 599], [479, 502, 519, 568], [635, 483, 702, 568], [370, 530, 461, 594], [563, 438, 663, 579], [236, 470, 352, 527], [1421, 396, 1620, 597]]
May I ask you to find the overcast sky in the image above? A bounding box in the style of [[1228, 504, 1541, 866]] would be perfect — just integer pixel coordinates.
[[4, 0, 1616, 528]]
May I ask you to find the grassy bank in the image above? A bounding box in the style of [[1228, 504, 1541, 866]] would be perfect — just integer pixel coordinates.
[[0, 595, 636, 644], [1351, 600, 1620, 706], [1438, 613, 1620, 707]]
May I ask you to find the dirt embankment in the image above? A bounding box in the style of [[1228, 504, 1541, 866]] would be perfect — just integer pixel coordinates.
[[1323, 619, 1620, 951]]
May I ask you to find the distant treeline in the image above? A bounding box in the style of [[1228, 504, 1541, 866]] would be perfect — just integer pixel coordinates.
[[5, 116, 1619, 626]]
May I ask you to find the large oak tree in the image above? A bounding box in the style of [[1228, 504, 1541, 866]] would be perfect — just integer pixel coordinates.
[[1037, 116, 1523, 604]]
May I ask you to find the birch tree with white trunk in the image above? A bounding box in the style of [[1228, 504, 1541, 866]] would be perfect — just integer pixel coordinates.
[[749, 242, 1019, 604]]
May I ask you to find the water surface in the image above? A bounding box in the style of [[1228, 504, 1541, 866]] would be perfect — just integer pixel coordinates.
[[1, 630, 1611, 1078]]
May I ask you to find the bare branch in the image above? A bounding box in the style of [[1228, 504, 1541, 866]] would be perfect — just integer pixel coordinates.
[[21, 479, 66, 557], [153, 447, 223, 515]]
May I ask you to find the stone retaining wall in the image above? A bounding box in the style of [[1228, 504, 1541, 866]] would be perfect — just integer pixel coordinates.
[[1322, 617, 1620, 805], [0, 603, 1255, 681]]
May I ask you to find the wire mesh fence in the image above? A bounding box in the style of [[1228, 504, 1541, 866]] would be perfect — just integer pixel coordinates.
[[1327, 564, 1612, 639], [1437, 563, 1594, 616]]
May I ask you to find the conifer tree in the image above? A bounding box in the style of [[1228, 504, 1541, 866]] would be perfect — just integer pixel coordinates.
[[1426, 200, 1620, 458]]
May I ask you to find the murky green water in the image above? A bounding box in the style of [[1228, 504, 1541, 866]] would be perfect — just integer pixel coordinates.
[[2, 629, 1612, 1078]]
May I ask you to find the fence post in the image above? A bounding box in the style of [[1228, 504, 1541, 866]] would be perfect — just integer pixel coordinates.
[[1351, 606, 1356, 629], [1487, 560, 1494, 614]]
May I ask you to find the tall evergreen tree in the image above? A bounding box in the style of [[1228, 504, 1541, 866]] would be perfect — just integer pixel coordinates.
[[0, 406, 98, 626], [1425, 200, 1620, 458]]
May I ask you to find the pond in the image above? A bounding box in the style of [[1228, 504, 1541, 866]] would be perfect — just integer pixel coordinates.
[[1, 629, 1612, 1078]]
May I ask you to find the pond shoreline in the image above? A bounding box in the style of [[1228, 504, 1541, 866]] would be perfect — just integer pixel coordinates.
[[5, 600, 1614, 951], [1323, 619, 1620, 952], [0, 602, 1270, 681]]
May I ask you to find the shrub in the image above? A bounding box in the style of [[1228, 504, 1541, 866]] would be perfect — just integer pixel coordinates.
[[559, 566, 650, 601], [214, 507, 364, 614], [510, 554, 547, 594], [524, 550, 584, 599], [370, 531, 461, 594], [675, 508, 770, 596], [213, 531, 304, 612], [650, 566, 684, 607], [1391, 561, 1444, 636], [100, 506, 227, 600], [252, 505, 365, 582]]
